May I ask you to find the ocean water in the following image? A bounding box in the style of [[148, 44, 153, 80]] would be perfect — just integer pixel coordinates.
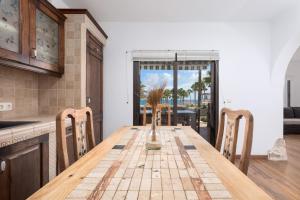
[[140, 99, 199, 106]]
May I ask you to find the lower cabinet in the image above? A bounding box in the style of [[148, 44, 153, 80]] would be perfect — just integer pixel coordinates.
[[0, 134, 49, 200]]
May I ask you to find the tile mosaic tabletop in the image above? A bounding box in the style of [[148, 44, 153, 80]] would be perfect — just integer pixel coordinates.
[[66, 128, 232, 200]]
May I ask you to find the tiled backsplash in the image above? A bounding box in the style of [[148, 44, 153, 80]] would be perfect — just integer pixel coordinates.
[[0, 13, 106, 119], [0, 65, 39, 119], [38, 65, 81, 115], [0, 64, 81, 119]]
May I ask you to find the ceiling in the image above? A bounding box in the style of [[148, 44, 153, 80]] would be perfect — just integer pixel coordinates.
[[61, 0, 299, 22]]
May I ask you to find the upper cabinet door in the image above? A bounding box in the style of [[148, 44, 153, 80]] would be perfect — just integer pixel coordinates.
[[0, 0, 29, 63], [29, 0, 65, 73]]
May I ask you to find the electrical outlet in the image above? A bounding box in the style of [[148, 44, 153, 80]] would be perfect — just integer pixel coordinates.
[[223, 99, 232, 104], [0, 102, 13, 112]]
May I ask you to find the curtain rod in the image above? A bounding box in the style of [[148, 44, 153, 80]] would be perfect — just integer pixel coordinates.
[[126, 50, 219, 53]]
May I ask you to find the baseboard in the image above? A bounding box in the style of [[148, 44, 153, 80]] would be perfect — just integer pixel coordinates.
[[236, 155, 268, 159]]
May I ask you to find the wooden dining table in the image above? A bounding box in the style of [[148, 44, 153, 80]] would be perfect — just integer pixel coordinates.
[[28, 126, 273, 200]]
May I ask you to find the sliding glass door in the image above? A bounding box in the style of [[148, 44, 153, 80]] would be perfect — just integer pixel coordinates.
[[133, 56, 218, 144], [139, 62, 174, 125]]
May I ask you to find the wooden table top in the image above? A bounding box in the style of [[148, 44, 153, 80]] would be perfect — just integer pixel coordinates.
[[28, 126, 273, 200]]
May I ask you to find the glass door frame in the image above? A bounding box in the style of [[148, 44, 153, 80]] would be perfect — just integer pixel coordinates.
[[133, 58, 219, 145]]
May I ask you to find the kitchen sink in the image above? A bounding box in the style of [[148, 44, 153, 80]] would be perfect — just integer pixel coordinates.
[[0, 121, 39, 130]]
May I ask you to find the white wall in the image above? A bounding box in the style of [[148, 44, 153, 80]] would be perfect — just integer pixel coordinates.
[[101, 22, 279, 155], [48, 0, 69, 8], [268, 4, 300, 139], [284, 61, 300, 107]]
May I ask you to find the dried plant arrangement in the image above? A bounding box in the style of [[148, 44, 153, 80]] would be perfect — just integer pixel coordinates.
[[146, 82, 166, 150]]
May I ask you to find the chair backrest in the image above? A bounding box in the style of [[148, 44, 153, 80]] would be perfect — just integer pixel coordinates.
[[56, 107, 96, 171], [215, 108, 254, 174], [142, 103, 171, 126]]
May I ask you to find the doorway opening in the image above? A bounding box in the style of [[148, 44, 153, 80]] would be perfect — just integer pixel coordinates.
[[133, 51, 219, 144]]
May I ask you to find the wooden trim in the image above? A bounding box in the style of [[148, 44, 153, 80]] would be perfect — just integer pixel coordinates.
[[236, 155, 268, 159], [39, 0, 66, 20], [59, 9, 108, 39], [0, 58, 62, 77], [87, 30, 104, 48]]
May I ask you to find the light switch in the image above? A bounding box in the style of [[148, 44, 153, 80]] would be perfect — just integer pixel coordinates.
[[0, 102, 13, 111]]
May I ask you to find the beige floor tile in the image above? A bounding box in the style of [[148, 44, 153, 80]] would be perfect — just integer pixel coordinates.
[[130, 178, 142, 190], [126, 191, 139, 200], [118, 178, 131, 191], [151, 178, 162, 190], [107, 178, 122, 191], [151, 190, 162, 200], [113, 191, 127, 200], [174, 191, 187, 200], [138, 191, 150, 200], [101, 190, 116, 200], [162, 178, 173, 191], [171, 178, 183, 191], [185, 191, 199, 200], [162, 191, 174, 200], [140, 178, 152, 190]]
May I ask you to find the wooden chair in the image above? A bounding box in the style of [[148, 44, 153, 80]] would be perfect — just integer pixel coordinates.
[[142, 103, 171, 126], [215, 108, 254, 174], [56, 107, 96, 171]]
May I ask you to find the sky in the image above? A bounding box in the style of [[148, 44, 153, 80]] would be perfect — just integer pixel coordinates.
[[141, 67, 211, 98]]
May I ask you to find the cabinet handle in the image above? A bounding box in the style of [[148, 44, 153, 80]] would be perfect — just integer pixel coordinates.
[[0, 160, 6, 172], [93, 48, 99, 53], [31, 48, 37, 58], [87, 97, 91, 104]]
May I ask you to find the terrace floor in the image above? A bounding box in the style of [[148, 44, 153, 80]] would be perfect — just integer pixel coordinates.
[[246, 135, 300, 200]]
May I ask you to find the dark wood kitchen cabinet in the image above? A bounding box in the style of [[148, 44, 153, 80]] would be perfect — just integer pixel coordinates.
[[86, 31, 103, 144], [0, 0, 30, 64], [0, 0, 66, 75], [0, 134, 49, 200]]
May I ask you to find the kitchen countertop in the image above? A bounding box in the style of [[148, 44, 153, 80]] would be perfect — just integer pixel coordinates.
[[0, 115, 71, 148]]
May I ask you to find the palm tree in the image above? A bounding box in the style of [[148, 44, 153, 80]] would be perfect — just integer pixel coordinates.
[[177, 88, 188, 104], [163, 89, 172, 104], [187, 89, 193, 104], [203, 76, 211, 88], [191, 83, 199, 105], [183, 89, 189, 105], [140, 84, 147, 99], [191, 81, 207, 105]]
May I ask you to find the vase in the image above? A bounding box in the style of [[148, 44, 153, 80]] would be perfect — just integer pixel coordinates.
[[146, 105, 161, 150]]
